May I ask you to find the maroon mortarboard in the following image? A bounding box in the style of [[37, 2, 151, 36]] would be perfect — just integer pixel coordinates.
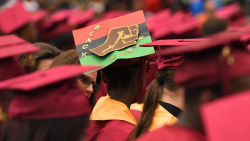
[[0, 65, 100, 91], [41, 22, 73, 40], [152, 16, 200, 39], [0, 65, 100, 119], [140, 38, 206, 47], [68, 9, 94, 27], [0, 35, 39, 81], [201, 90, 250, 141], [30, 9, 48, 23], [215, 3, 240, 19], [42, 9, 72, 29], [0, 1, 31, 34], [86, 10, 129, 26], [0, 35, 39, 59], [155, 25, 250, 91], [146, 9, 171, 32], [140, 38, 205, 70]]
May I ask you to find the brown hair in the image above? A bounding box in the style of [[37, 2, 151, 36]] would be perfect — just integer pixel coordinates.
[[50, 49, 80, 67], [18, 42, 61, 72], [129, 69, 178, 139]]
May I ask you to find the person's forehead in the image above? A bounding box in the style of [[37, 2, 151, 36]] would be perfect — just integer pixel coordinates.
[[86, 71, 98, 82]]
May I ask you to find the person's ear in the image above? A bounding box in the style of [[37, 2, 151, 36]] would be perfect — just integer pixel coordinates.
[[199, 89, 216, 104]]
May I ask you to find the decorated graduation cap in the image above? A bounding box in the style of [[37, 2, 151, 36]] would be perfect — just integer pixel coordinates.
[[0, 35, 39, 81], [0, 1, 31, 34], [72, 10, 155, 70], [155, 25, 250, 93], [201, 91, 250, 141], [0, 65, 100, 119]]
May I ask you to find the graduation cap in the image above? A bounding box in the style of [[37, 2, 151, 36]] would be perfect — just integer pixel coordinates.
[[201, 91, 250, 141], [0, 35, 39, 59], [30, 9, 48, 23], [140, 38, 206, 47], [68, 9, 94, 27], [215, 3, 240, 20], [154, 25, 250, 92], [0, 65, 100, 119], [140, 38, 205, 70], [152, 16, 201, 39], [72, 10, 155, 70], [0, 1, 31, 34], [41, 9, 71, 29], [146, 9, 171, 32], [0, 35, 39, 81]]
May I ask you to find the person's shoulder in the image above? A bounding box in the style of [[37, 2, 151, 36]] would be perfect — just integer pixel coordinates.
[[97, 120, 134, 141], [136, 126, 170, 141], [136, 125, 205, 141]]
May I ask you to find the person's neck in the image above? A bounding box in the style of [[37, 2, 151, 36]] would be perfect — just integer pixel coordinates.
[[175, 107, 204, 133], [160, 88, 184, 110], [108, 88, 135, 108]]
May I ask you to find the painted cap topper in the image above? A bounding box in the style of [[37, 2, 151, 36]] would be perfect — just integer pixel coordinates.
[[90, 25, 139, 56], [72, 10, 155, 71]]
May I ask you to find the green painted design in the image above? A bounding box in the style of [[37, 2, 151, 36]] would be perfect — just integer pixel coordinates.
[[80, 36, 154, 73]]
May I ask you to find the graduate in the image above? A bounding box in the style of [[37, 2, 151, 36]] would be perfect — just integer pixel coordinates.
[[136, 25, 250, 141], [50, 49, 99, 106], [129, 39, 205, 139], [129, 54, 184, 139], [72, 10, 155, 141], [0, 65, 99, 141]]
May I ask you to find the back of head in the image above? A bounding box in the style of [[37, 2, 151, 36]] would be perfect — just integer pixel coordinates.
[[202, 16, 228, 36], [129, 69, 179, 139], [50, 49, 80, 67], [18, 42, 62, 72], [102, 61, 142, 95]]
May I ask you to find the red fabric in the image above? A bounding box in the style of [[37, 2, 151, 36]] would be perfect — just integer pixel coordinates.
[[9, 80, 91, 119], [215, 3, 240, 20], [140, 38, 206, 47], [87, 10, 129, 26], [30, 9, 48, 23], [174, 49, 250, 88], [0, 1, 31, 34], [0, 57, 24, 81], [0, 65, 100, 91], [156, 55, 183, 70], [136, 125, 205, 141], [0, 35, 39, 59], [68, 9, 94, 27], [201, 90, 250, 141], [142, 0, 163, 13], [130, 109, 141, 122], [87, 120, 134, 141]]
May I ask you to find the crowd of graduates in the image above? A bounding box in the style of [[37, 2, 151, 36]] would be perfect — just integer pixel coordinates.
[[0, 0, 250, 141]]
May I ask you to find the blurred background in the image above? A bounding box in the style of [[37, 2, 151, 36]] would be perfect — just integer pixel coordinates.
[[0, 0, 249, 51]]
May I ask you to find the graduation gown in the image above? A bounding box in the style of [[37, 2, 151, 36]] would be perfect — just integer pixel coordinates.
[[130, 103, 178, 131], [86, 95, 137, 141], [136, 125, 205, 141]]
